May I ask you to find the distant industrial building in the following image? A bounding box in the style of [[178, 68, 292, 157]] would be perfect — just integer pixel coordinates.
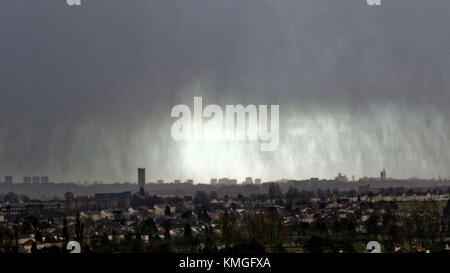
[[218, 178, 237, 185], [94, 192, 132, 210], [186, 179, 194, 185], [138, 168, 145, 190], [210, 178, 218, 185], [66, 192, 132, 210], [157, 179, 164, 184], [0, 201, 65, 220], [41, 176, 49, 184], [254, 178, 262, 185], [174, 179, 181, 184], [32, 176, 41, 184], [243, 177, 253, 184], [359, 168, 388, 182], [335, 173, 348, 182], [23, 176, 31, 184], [218, 178, 229, 185], [4, 176, 13, 184]]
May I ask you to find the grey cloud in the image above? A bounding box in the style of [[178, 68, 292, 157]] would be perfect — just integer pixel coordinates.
[[0, 0, 449, 182]]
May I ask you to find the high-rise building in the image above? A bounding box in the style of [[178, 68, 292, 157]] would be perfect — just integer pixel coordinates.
[[4, 176, 13, 184], [157, 179, 164, 184], [218, 178, 237, 185], [380, 168, 387, 180], [210, 178, 218, 185], [218, 178, 228, 185], [254, 178, 262, 185], [243, 177, 253, 184], [32, 176, 41, 184], [138, 168, 145, 190], [186, 179, 194, 185], [174, 179, 181, 184], [23, 176, 31, 184]]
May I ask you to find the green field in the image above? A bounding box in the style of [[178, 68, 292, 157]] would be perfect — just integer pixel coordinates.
[[396, 200, 448, 213]]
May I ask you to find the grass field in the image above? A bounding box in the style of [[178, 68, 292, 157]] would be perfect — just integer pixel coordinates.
[[396, 200, 448, 213]]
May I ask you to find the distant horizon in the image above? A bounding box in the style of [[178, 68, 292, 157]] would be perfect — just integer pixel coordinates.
[[2, 172, 450, 185]]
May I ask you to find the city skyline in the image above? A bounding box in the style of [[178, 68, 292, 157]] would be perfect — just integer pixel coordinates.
[[1, 167, 449, 185]]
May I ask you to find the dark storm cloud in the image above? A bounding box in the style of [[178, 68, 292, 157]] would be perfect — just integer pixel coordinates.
[[0, 0, 449, 182]]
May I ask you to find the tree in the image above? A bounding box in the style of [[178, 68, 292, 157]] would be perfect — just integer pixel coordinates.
[[62, 215, 69, 243], [23, 216, 39, 231], [140, 218, 158, 241], [332, 188, 340, 197], [74, 211, 84, 245], [443, 199, 450, 220], [268, 183, 282, 202], [64, 192, 75, 201], [410, 201, 444, 250], [349, 189, 357, 199], [164, 226, 171, 241], [183, 223, 193, 240], [366, 212, 379, 240], [285, 187, 300, 203], [13, 219, 20, 253], [298, 190, 313, 204], [305, 234, 328, 254], [35, 229, 43, 244], [165, 205, 171, 216], [242, 212, 289, 252], [20, 194, 31, 203], [312, 219, 328, 234], [332, 220, 341, 234], [367, 192, 375, 205], [381, 209, 402, 252], [31, 241, 38, 253], [139, 187, 146, 196], [316, 189, 326, 200], [394, 187, 406, 196], [110, 230, 119, 252], [237, 194, 246, 203], [121, 232, 134, 253], [202, 225, 217, 253], [132, 232, 145, 253], [0, 224, 14, 253], [209, 191, 218, 200], [194, 191, 209, 206], [182, 223, 195, 251], [163, 220, 171, 240], [100, 233, 111, 253], [217, 211, 240, 249], [4, 192, 18, 203]]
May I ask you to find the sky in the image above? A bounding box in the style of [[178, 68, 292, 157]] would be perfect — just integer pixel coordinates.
[[0, 0, 449, 183]]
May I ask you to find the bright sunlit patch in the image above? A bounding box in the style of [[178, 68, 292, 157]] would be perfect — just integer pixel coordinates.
[[170, 97, 279, 151]]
